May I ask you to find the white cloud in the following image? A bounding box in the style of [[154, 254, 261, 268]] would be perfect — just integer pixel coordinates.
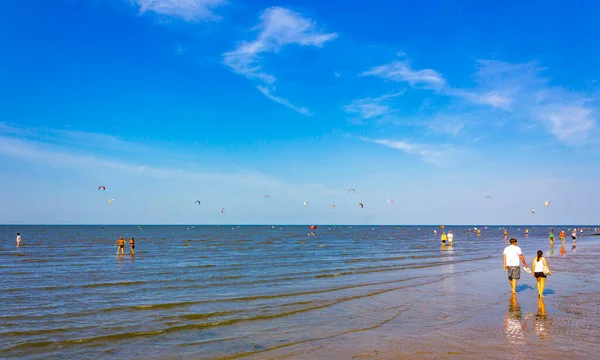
[[447, 90, 513, 109], [533, 100, 595, 144], [223, 7, 336, 114], [357, 55, 597, 144], [223, 7, 337, 83], [344, 92, 403, 120], [361, 60, 445, 89], [473, 60, 597, 143], [133, 0, 226, 21], [426, 117, 466, 136], [256, 85, 311, 115], [361, 137, 450, 165]]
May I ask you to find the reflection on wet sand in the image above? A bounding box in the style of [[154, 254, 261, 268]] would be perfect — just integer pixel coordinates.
[[440, 245, 455, 293], [534, 298, 551, 340], [548, 244, 555, 257], [560, 242, 566, 256], [504, 294, 531, 346]]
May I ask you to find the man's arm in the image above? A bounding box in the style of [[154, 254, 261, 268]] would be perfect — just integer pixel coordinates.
[[519, 254, 528, 268], [503, 254, 507, 270]]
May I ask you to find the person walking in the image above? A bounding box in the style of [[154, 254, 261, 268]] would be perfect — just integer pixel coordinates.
[[531, 250, 551, 298], [503, 238, 529, 294]]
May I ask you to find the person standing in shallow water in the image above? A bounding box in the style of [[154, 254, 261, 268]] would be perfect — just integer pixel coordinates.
[[129, 237, 135, 255], [16, 233, 21, 246], [116, 236, 126, 255], [531, 250, 551, 298], [503, 238, 528, 294]]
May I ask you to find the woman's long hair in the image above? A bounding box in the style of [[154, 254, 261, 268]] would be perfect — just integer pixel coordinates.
[[537, 250, 543, 262]]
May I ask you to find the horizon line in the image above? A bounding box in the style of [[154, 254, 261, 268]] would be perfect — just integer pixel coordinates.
[[1, 224, 596, 227]]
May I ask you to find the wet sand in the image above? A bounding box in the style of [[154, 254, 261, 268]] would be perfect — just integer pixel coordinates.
[[240, 241, 600, 360]]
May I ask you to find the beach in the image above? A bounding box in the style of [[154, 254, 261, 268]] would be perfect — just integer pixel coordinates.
[[1, 225, 599, 359]]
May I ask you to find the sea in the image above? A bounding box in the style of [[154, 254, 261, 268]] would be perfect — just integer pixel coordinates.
[[1, 225, 599, 359]]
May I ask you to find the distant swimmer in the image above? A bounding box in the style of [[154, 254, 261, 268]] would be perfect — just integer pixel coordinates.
[[129, 237, 135, 255], [116, 236, 126, 255], [16, 233, 21, 246], [434, 229, 438, 235], [441, 232, 447, 245], [504, 229, 509, 242], [525, 229, 529, 237], [477, 229, 481, 236], [579, 228, 583, 236], [447, 231, 454, 245]]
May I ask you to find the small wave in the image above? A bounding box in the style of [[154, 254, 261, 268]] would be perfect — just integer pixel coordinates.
[[82, 280, 151, 288], [315, 272, 353, 278]]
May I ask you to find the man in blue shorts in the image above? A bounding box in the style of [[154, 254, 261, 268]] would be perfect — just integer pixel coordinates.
[[503, 238, 529, 294]]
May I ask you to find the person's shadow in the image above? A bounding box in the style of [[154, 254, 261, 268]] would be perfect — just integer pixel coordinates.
[[542, 288, 555, 296], [515, 284, 535, 293]]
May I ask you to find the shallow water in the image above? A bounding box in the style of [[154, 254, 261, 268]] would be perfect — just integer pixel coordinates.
[[1, 225, 598, 359]]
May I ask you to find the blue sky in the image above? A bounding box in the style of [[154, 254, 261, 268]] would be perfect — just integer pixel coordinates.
[[1, 0, 599, 225]]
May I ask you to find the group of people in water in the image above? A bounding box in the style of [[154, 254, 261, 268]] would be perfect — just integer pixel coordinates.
[[116, 236, 135, 255], [14, 232, 136, 256]]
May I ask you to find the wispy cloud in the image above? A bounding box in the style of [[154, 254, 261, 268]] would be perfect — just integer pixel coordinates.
[[344, 92, 404, 120], [174, 43, 187, 55], [426, 116, 466, 136], [133, 0, 227, 21], [223, 7, 337, 83], [360, 137, 450, 165], [0, 127, 343, 198], [473, 60, 598, 144], [257, 86, 311, 115], [447, 89, 513, 109], [223, 7, 336, 114], [361, 60, 445, 89], [358, 54, 598, 143]]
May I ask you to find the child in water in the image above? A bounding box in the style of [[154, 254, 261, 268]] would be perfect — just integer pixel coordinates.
[[116, 236, 126, 255]]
